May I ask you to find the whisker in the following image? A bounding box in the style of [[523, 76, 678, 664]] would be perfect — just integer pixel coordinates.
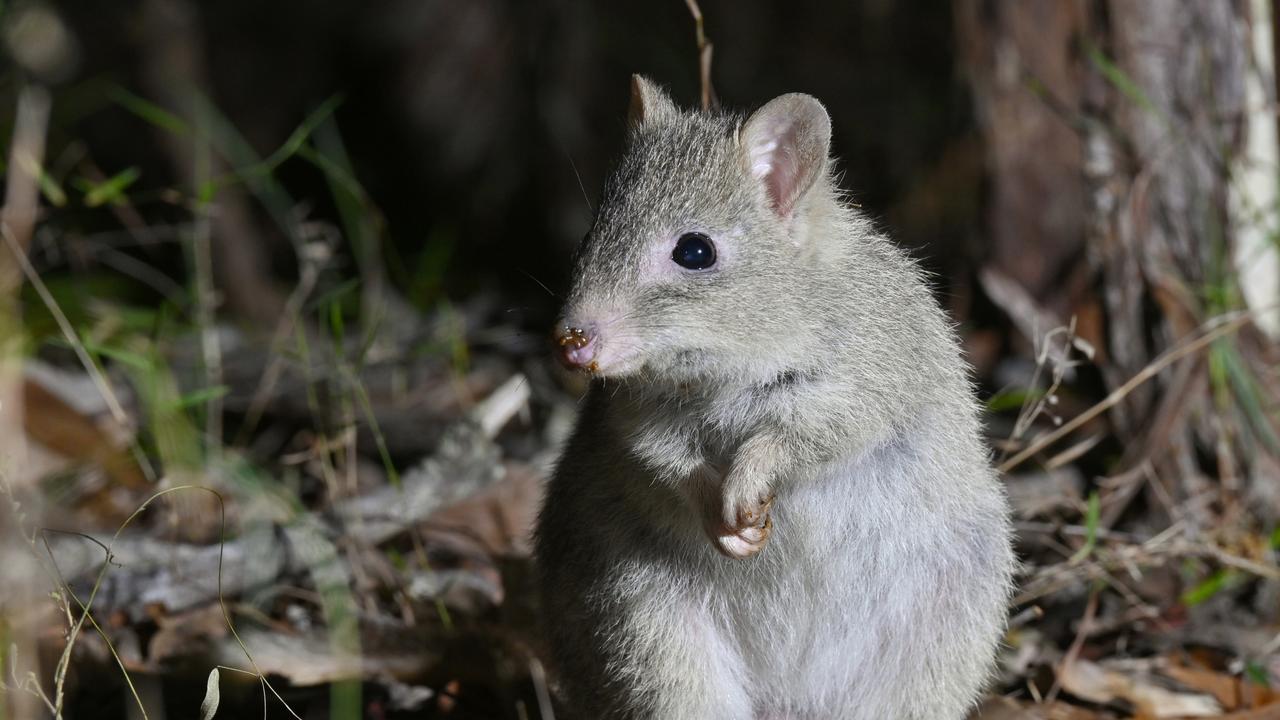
[[565, 149, 593, 214], [519, 268, 561, 299]]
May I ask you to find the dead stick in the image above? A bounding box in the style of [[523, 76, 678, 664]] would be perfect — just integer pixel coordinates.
[[1044, 586, 1098, 704], [998, 311, 1255, 474], [683, 0, 716, 111]]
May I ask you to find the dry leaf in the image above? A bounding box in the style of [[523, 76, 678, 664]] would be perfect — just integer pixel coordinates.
[[199, 667, 220, 720], [1057, 659, 1220, 718], [1163, 663, 1240, 709], [148, 604, 230, 667], [424, 461, 543, 557]]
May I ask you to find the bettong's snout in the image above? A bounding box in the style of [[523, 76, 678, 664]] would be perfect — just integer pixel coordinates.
[[554, 325, 597, 372]]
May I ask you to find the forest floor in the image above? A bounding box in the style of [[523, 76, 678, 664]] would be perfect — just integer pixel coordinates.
[[2, 298, 1278, 720]]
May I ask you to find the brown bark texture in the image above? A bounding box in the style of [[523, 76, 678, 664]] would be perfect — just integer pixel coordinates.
[[956, 0, 1280, 527]]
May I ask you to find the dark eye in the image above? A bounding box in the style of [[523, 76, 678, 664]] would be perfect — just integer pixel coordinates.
[[672, 232, 716, 270]]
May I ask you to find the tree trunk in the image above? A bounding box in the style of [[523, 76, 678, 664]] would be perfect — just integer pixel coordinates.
[[956, 0, 1280, 527]]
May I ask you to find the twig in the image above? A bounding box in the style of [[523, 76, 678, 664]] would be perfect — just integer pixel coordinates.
[[90, 243, 189, 304], [1014, 527, 1280, 605], [234, 245, 325, 444], [0, 225, 154, 480], [1045, 587, 1099, 703], [529, 658, 556, 720], [1014, 521, 1145, 543], [1007, 604, 1044, 629], [683, 0, 716, 111], [471, 374, 532, 438], [999, 310, 1255, 473], [996, 318, 1086, 468]]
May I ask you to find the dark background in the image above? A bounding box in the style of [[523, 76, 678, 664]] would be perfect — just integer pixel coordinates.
[[48, 0, 980, 330]]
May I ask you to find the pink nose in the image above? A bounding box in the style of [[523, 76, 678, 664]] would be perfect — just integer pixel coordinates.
[[555, 326, 597, 371]]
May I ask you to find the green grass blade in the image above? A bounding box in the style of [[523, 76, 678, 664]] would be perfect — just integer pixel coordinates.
[[1181, 569, 1237, 606], [107, 86, 189, 136], [171, 385, 230, 411], [1069, 491, 1101, 564], [83, 166, 141, 207], [38, 165, 67, 207], [1085, 42, 1161, 119]]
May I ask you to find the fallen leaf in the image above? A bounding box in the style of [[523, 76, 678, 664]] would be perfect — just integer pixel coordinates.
[[1161, 664, 1240, 709], [24, 376, 148, 522], [424, 461, 543, 557], [199, 667, 220, 720], [1164, 662, 1280, 711], [148, 604, 229, 667], [1057, 659, 1220, 718]]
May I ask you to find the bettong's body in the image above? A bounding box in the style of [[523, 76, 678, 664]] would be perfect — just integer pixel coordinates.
[[536, 77, 1014, 719]]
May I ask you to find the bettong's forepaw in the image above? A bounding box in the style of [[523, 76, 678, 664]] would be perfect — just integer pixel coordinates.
[[710, 494, 774, 559]]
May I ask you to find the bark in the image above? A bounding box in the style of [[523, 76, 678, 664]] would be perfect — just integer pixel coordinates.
[[956, 0, 1280, 522], [954, 0, 1090, 319]]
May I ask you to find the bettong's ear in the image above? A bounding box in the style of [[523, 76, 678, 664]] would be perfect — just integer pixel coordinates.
[[740, 93, 832, 218], [628, 74, 679, 129]]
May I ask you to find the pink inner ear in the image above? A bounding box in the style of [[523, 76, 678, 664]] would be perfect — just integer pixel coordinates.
[[748, 118, 804, 216]]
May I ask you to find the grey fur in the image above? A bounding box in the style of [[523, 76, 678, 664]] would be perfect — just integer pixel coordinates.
[[536, 76, 1014, 719]]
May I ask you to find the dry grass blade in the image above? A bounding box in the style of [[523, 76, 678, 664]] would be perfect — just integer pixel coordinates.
[[999, 311, 1256, 473], [0, 229, 131, 426]]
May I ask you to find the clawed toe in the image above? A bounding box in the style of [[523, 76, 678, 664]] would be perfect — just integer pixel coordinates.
[[711, 495, 774, 559], [714, 514, 772, 559]]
